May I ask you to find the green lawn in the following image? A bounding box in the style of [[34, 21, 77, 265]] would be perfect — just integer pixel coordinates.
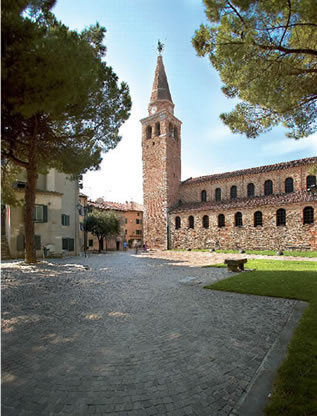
[[205, 260, 317, 416], [173, 248, 317, 258]]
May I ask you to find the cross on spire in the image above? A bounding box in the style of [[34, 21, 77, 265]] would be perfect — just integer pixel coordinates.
[[157, 40, 164, 56]]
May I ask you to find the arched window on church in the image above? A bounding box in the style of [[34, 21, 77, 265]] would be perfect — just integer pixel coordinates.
[[254, 211, 263, 227], [146, 125, 152, 139], [202, 215, 209, 228], [175, 216, 181, 229], [218, 214, 225, 227], [303, 207, 314, 224], [264, 180, 273, 195], [247, 183, 255, 197], [155, 122, 160, 136], [285, 177, 294, 193], [235, 212, 243, 226], [276, 208, 286, 226], [215, 188, 221, 201], [188, 216, 194, 229], [307, 175, 316, 190], [174, 126, 178, 140], [201, 190, 207, 202], [230, 185, 237, 200]]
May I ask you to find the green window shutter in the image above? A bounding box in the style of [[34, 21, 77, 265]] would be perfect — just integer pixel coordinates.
[[69, 238, 74, 251], [61, 214, 70, 226], [17, 234, 25, 251], [34, 235, 41, 250], [43, 206, 48, 222]]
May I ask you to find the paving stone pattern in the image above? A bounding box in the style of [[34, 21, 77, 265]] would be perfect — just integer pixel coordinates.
[[2, 252, 297, 416]]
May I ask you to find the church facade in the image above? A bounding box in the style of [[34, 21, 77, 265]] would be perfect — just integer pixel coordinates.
[[141, 55, 317, 251]]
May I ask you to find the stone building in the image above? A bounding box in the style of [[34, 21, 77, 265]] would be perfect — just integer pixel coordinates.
[[86, 200, 143, 251], [141, 55, 317, 251]]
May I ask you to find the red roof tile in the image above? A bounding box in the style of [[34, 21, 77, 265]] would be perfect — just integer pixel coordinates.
[[88, 200, 143, 212], [170, 190, 317, 213], [181, 156, 317, 185]]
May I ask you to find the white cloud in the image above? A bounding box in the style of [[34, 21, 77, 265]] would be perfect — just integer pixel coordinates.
[[204, 124, 233, 142], [261, 134, 317, 156]]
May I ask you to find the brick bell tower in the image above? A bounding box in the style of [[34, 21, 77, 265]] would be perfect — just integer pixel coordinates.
[[141, 52, 182, 249]]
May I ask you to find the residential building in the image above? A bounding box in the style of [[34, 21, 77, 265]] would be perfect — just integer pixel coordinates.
[[86, 200, 144, 251], [3, 169, 80, 258]]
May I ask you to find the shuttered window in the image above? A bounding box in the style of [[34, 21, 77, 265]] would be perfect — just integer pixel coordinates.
[[33, 205, 48, 223], [62, 238, 74, 251], [61, 214, 70, 226]]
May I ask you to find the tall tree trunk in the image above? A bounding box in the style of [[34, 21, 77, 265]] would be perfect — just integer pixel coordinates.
[[98, 237, 103, 253], [24, 121, 38, 263]]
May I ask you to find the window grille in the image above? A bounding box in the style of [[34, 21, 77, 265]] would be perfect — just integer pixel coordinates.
[[276, 208, 286, 226], [307, 175, 316, 189], [303, 206, 314, 224], [230, 186, 237, 199], [202, 215, 209, 228], [285, 177, 294, 193], [218, 214, 225, 227], [235, 212, 243, 226], [254, 211, 263, 226], [264, 180, 273, 195], [215, 188, 221, 201], [247, 183, 255, 197]]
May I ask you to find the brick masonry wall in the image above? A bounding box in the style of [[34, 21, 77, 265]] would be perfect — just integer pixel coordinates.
[[179, 165, 312, 203], [170, 203, 317, 251], [142, 111, 181, 249]]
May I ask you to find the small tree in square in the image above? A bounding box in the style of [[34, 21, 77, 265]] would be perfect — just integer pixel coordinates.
[[85, 211, 121, 253]]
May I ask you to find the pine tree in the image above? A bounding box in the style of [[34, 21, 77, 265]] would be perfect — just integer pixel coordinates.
[[2, 0, 131, 262]]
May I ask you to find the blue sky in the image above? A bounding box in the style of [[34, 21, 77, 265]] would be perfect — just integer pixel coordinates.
[[53, 0, 316, 203]]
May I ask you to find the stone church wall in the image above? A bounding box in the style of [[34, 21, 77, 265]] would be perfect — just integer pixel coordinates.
[[178, 164, 311, 204], [170, 203, 317, 251]]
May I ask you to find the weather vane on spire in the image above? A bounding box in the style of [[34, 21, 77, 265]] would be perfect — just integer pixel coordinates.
[[157, 39, 165, 56]]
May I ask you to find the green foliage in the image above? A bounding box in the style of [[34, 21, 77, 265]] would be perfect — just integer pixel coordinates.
[[1, 160, 23, 207], [205, 259, 317, 415], [193, 0, 317, 139], [85, 210, 121, 241], [2, 0, 131, 262], [2, 0, 131, 174]]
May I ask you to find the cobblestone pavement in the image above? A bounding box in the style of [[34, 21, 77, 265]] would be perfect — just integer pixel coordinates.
[[1, 252, 302, 416]]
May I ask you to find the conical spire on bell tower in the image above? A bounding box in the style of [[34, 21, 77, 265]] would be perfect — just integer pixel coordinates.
[[141, 44, 182, 249], [148, 41, 174, 116]]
